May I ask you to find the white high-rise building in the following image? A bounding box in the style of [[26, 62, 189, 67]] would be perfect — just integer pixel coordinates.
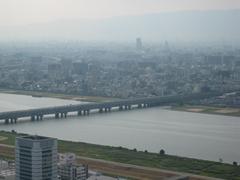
[[15, 135, 58, 180]]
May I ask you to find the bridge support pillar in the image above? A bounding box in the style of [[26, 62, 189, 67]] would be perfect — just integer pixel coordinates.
[[78, 111, 82, 116], [86, 110, 90, 115], [138, 104, 142, 108], [5, 119, 9, 124], [31, 116, 35, 121], [83, 111, 86, 116], [119, 106, 123, 111], [55, 113, 59, 119], [64, 112, 67, 118], [10, 118, 14, 124], [105, 107, 111, 112], [60, 113, 64, 118], [124, 105, 128, 110], [99, 108, 103, 113], [11, 118, 17, 123]]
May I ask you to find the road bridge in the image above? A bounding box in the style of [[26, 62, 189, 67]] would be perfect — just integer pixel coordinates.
[[0, 92, 220, 124]]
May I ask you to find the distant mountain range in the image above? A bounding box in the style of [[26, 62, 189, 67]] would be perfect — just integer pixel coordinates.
[[1, 9, 240, 43]]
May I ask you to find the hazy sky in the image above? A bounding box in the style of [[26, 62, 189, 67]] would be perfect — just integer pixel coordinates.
[[0, 0, 240, 26]]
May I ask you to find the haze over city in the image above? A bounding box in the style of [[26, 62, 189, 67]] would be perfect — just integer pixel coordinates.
[[0, 0, 240, 42], [0, 1, 240, 180]]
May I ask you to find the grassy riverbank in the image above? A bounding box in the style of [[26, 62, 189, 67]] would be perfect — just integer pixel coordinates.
[[172, 105, 240, 117], [0, 88, 118, 103], [0, 131, 239, 179]]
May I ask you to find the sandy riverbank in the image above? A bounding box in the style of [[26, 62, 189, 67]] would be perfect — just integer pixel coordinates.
[[172, 105, 240, 117]]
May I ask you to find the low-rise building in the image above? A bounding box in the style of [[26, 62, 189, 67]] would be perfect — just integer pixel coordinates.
[[58, 163, 88, 180], [0, 160, 15, 180], [0, 169, 15, 180], [58, 153, 88, 180]]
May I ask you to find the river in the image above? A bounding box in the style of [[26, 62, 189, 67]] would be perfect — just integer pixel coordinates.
[[0, 93, 239, 164]]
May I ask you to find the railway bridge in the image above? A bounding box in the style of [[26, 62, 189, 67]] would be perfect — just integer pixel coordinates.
[[0, 92, 220, 124]]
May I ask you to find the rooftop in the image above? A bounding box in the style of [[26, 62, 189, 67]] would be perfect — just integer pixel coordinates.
[[17, 135, 55, 141]]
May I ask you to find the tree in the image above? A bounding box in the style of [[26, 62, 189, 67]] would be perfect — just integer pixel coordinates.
[[11, 130, 16, 134], [233, 161, 238, 166], [118, 146, 123, 150], [159, 149, 165, 155]]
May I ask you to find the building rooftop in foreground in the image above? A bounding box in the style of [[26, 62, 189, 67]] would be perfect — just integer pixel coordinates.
[[17, 135, 56, 141]]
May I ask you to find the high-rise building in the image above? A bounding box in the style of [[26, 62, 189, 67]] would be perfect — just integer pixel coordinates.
[[164, 41, 170, 52], [15, 135, 58, 180], [136, 38, 142, 50], [61, 58, 73, 77], [72, 61, 88, 75], [48, 63, 62, 79]]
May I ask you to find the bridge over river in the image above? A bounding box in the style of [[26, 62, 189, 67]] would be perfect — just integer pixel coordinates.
[[0, 92, 220, 124]]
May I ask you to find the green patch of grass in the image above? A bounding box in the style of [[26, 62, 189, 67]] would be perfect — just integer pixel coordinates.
[[0, 130, 17, 145], [1, 131, 240, 179]]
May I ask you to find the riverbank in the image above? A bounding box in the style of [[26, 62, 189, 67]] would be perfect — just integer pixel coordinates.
[[0, 131, 239, 179], [0, 88, 118, 103], [172, 105, 240, 117]]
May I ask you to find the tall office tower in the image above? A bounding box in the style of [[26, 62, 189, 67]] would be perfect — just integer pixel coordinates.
[[15, 135, 58, 180], [136, 37, 142, 50]]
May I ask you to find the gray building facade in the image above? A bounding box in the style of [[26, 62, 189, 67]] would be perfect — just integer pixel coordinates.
[[58, 164, 88, 180], [15, 135, 58, 180]]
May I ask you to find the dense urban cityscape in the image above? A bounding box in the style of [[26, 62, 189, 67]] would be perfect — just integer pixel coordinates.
[[0, 0, 240, 180], [0, 41, 240, 105], [0, 40, 240, 180]]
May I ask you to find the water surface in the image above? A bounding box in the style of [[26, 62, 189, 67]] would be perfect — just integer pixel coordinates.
[[0, 93, 239, 164]]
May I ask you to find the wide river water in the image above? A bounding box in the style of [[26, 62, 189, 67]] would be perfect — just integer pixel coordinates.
[[0, 93, 239, 164]]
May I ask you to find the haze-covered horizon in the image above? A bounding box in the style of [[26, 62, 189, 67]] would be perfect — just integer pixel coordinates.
[[0, 9, 240, 43], [1, 0, 240, 26]]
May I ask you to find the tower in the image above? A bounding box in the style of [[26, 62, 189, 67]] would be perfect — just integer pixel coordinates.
[[136, 37, 142, 50]]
